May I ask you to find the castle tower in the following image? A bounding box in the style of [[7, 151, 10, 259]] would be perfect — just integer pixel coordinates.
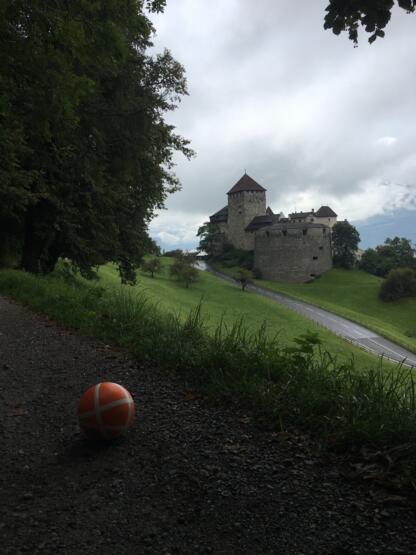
[[227, 173, 267, 250]]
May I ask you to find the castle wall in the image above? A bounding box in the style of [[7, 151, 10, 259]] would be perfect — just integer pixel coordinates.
[[254, 225, 332, 283], [227, 191, 266, 250]]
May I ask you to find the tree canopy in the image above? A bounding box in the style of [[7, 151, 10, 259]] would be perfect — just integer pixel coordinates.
[[0, 0, 192, 282], [169, 252, 199, 288], [324, 0, 416, 44], [332, 221, 360, 269], [360, 236, 415, 277]]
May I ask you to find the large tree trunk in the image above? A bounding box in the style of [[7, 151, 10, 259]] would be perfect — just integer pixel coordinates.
[[20, 200, 57, 274], [40, 239, 62, 274]]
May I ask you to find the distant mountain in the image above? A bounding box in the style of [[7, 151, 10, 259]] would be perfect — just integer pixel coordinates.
[[354, 209, 416, 249]]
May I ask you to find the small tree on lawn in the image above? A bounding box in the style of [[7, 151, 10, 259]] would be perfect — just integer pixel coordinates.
[[234, 269, 253, 292], [142, 257, 161, 278], [170, 253, 199, 288]]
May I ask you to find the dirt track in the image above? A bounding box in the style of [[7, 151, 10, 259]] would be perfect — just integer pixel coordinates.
[[1, 295, 416, 554]]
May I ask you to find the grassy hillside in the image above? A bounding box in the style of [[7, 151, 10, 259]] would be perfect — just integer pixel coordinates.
[[212, 263, 416, 354], [98, 259, 398, 372]]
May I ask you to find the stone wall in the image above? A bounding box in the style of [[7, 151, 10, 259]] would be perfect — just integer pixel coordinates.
[[254, 223, 332, 283], [227, 190, 266, 250]]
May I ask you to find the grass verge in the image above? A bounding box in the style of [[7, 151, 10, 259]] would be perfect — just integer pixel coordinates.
[[211, 262, 416, 354], [1, 268, 416, 483]]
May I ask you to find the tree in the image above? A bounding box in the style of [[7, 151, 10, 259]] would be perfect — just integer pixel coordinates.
[[332, 221, 360, 269], [234, 269, 254, 292], [0, 1, 193, 282], [169, 253, 199, 288], [197, 222, 222, 257], [142, 257, 161, 278], [359, 248, 381, 276], [379, 268, 416, 301], [377, 237, 415, 269], [324, 0, 416, 45], [360, 237, 415, 277]]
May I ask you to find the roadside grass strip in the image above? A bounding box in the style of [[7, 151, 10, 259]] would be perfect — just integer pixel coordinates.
[[1, 266, 416, 481]]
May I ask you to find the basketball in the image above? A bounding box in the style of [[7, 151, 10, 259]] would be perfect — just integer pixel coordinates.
[[78, 382, 135, 440]]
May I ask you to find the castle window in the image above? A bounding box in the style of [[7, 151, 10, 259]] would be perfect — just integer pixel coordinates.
[[311, 218, 314, 222], [319, 246, 323, 250], [302, 228, 307, 235], [313, 256, 318, 260], [266, 231, 270, 237], [323, 228, 326, 234], [282, 230, 287, 236]]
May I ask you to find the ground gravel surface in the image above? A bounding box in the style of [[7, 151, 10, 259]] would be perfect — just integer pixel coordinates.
[[1, 295, 416, 555]]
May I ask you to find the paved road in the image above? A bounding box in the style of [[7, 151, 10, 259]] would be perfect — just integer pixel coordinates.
[[197, 262, 416, 368]]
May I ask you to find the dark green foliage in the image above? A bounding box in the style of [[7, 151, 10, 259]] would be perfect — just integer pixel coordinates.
[[0, 1, 192, 280], [197, 223, 223, 257], [324, 0, 415, 45], [215, 248, 254, 270], [253, 267, 262, 279], [169, 252, 199, 288], [234, 269, 254, 291], [360, 237, 415, 277], [379, 268, 416, 301], [2, 268, 416, 481], [164, 249, 184, 258], [332, 221, 360, 269], [141, 257, 161, 278]]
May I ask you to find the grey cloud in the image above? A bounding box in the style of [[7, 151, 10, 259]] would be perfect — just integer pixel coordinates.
[[151, 0, 416, 242]]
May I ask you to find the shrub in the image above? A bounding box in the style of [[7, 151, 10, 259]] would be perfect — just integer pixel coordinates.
[[379, 268, 416, 301], [164, 249, 183, 258], [215, 248, 254, 270]]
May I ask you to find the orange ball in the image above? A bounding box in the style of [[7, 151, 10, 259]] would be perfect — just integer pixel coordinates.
[[78, 382, 135, 440]]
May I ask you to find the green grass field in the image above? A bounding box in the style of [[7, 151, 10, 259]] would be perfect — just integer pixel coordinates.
[[98, 259, 398, 372], [211, 263, 416, 354]]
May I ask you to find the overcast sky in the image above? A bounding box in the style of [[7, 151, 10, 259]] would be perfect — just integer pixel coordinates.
[[148, 0, 416, 250]]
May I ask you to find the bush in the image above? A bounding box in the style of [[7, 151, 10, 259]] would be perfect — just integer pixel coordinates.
[[253, 267, 262, 279], [164, 249, 183, 258], [379, 268, 416, 302], [215, 248, 254, 270]]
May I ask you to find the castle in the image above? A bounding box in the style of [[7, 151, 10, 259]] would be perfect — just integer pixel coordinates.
[[209, 173, 337, 283]]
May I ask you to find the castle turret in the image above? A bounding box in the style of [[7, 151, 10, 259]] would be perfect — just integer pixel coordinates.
[[227, 173, 266, 250]]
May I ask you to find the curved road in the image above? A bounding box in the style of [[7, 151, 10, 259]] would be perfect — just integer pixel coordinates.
[[197, 262, 416, 368]]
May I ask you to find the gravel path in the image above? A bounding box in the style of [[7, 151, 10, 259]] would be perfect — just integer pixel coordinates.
[[1, 295, 416, 555]]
